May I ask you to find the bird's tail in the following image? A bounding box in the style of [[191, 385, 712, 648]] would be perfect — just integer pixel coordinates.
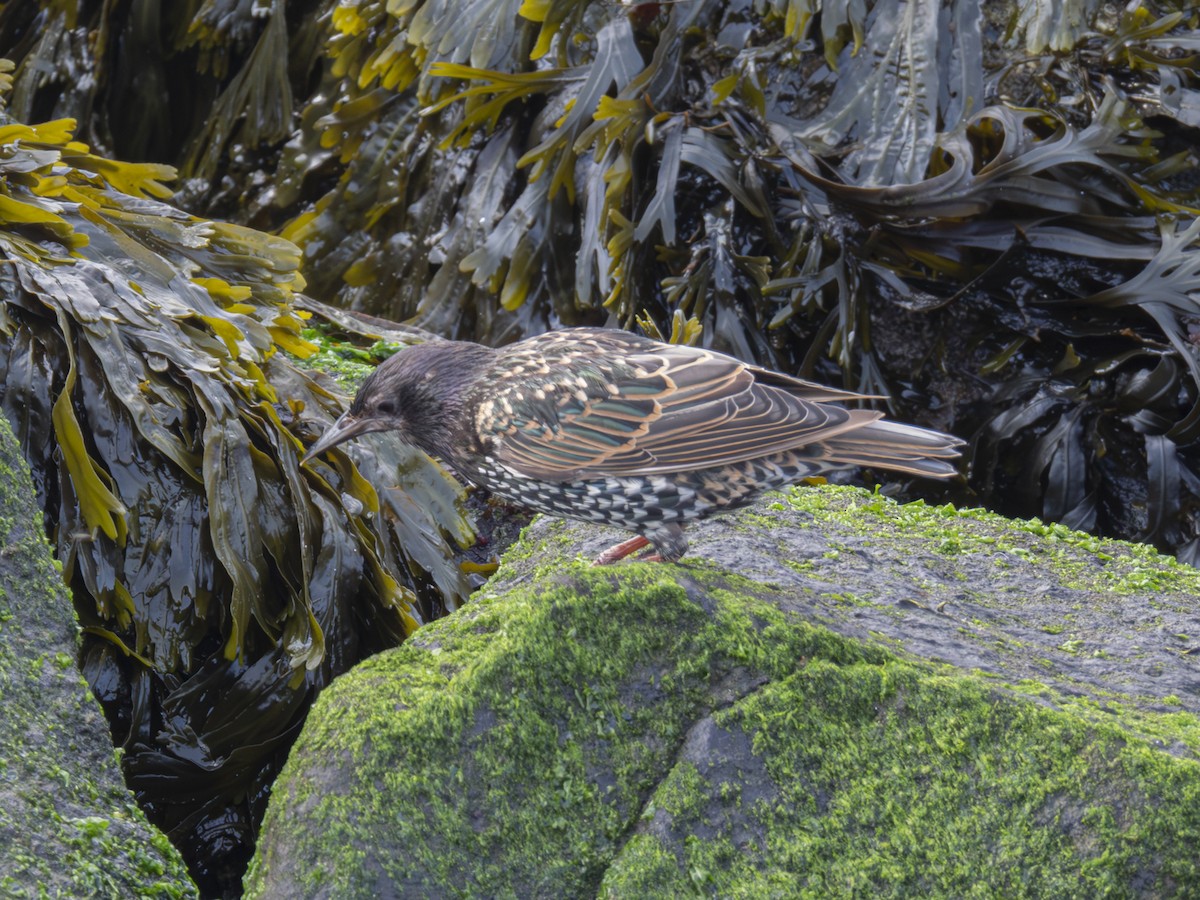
[[820, 419, 964, 478]]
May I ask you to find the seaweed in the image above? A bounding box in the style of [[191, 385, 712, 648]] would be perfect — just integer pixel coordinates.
[[0, 80, 471, 890], [8, 0, 1200, 886]]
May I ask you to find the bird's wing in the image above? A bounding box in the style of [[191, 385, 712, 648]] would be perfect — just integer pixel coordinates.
[[480, 331, 882, 481]]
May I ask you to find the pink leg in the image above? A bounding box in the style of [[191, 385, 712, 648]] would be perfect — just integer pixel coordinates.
[[594, 535, 652, 565]]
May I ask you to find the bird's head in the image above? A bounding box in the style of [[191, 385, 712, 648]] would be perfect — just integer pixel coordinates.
[[301, 339, 492, 464]]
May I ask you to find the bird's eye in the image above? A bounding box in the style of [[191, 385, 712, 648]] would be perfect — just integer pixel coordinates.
[[376, 399, 398, 417]]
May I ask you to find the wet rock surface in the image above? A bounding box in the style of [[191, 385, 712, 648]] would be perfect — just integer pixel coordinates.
[[0, 415, 197, 898], [247, 485, 1200, 898]]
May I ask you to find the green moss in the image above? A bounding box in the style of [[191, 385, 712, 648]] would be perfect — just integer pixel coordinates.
[[249, 566, 881, 896], [782, 485, 1200, 596], [1003, 687, 1200, 759], [248, 484, 1200, 897], [249, 540, 1200, 897], [288, 328, 406, 392], [0, 416, 196, 898], [601, 659, 1200, 897]]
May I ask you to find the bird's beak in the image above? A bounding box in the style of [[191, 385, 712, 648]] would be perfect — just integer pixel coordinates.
[[300, 411, 383, 464]]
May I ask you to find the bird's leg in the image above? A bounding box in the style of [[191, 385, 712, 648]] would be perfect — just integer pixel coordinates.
[[593, 523, 685, 565], [594, 535, 651, 565]]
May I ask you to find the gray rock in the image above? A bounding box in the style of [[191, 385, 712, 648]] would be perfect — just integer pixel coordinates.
[[0, 414, 196, 898], [247, 485, 1200, 898]]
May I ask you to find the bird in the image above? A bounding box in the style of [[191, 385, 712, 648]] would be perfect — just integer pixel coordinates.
[[301, 328, 963, 564]]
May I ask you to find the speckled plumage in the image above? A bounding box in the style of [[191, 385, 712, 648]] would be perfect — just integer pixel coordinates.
[[302, 328, 963, 562]]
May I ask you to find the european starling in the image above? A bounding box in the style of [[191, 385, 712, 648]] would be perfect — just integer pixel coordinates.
[[302, 328, 963, 563]]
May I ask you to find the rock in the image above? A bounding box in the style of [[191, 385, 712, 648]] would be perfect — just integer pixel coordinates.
[[0, 415, 197, 898], [246, 485, 1200, 898]]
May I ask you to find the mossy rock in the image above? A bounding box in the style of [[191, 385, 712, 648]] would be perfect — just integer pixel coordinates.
[[0, 415, 197, 898], [246, 485, 1200, 898]]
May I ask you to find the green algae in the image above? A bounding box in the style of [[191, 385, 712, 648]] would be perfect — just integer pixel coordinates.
[[248, 567, 888, 896], [0, 416, 197, 898], [749, 485, 1200, 759], [783, 485, 1200, 596], [602, 660, 1200, 897], [288, 328, 406, 393], [248, 497, 1200, 897]]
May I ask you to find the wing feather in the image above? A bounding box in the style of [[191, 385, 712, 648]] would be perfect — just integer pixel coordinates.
[[478, 330, 887, 481]]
